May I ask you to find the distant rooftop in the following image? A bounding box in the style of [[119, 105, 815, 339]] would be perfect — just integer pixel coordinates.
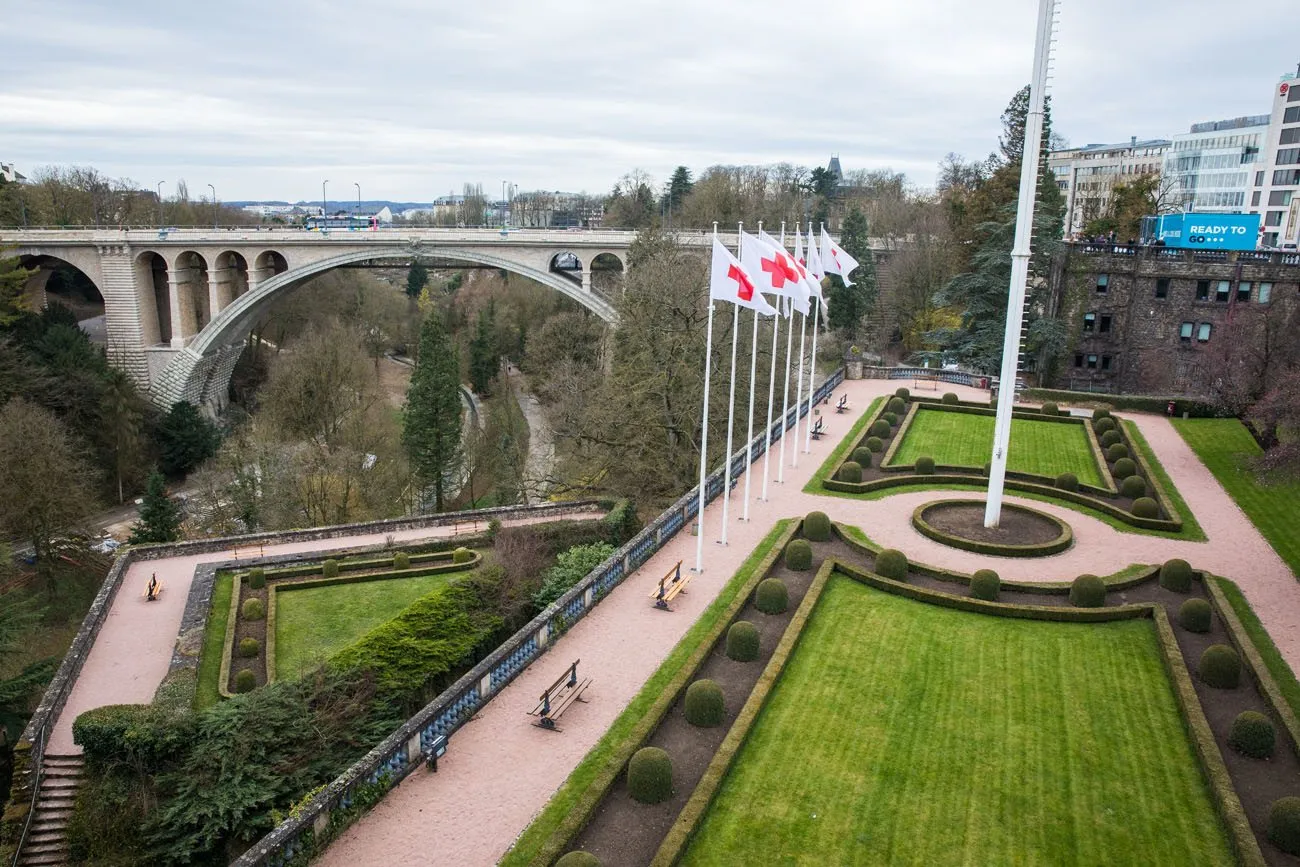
[[1188, 115, 1270, 134], [1069, 137, 1171, 154]]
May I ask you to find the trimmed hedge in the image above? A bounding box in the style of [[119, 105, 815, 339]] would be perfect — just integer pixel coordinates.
[[1027, 387, 1227, 419], [1198, 644, 1242, 689], [1120, 475, 1147, 499], [1112, 457, 1137, 479], [851, 447, 873, 466], [915, 455, 936, 475], [1094, 416, 1116, 435], [1106, 443, 1129, 462], [970, 569, 1000, 601], [865, 436, 884, 453], [755, 578, 789, 614], [941, 392, 958, 404], [234, 669, 256, 693], [626, 747, 673, 804], [1069, 574, 1105, 608], [893, 388, 910, 401], [452, 547, 475, 564], [803, 511, 831, 542], [1269, 798, 1300, 855], [1228, 711, 1276, 759], [555, 853, 601, 867], [1041, 402, 1059, 415], [1132, 497, 1159, 519], [875, 549, 908, 581], [246, 568, 266, 590], [322, 559, 340, 578], [1092, 408, 1112, 421], [869, 419, 891, 439], [238, 637, 260, 658], [72, 703, 191, 772], [393, 552, 411, 570], [882, 412, 899, 427], [784, 539, 813, 571], [837, 461, 863, 483], [1177, 598, 1212, 633], [1100, 429, 1122, 448], [725, 621, 759, 662], [887, 396, 906, 414], [241, 598, 264, 620], [1159, 559, 1193, 593], [1055, 472, 1078, 491], [683, 679, 725, 727]]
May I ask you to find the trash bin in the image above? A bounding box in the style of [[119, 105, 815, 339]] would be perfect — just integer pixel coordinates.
[[1166, 401, 1176, 417]]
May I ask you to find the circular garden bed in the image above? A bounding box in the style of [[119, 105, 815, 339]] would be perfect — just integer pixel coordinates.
[[911, 499, 1073, 557]]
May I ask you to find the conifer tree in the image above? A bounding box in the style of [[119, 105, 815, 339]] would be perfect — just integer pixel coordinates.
[[826, 207, 877, 338], [129, 470, 183, 544], [403, 312, 463, 511]]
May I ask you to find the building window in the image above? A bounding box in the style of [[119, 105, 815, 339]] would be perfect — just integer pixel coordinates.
[[1265, 210, 1285, 226], [1083, 312, 1096, 332], [1256, 170, 1266, 186], [1099, 314, 1112, 333], [1259, 282, 1273, 303], [1180, 322, 1194, 342], [1286, 106, 1300, 123], [1292, 85, 1300, 102], [1273, 169, 1300, 185], [1101, 355, 1112, 371], [1074, 353, 1084, 368], [1096, 274, 1109, 294], [1279, 148, 1300, 166], [1196, 280, 1210, 301], [1197, 323, 1212, 343], [1269, 190, 1295, 206], [1253, 191, 1262, 206], [1155, 278, 1169, 299], [1282, 128, 1300, 146], [1238, 282, 1252, 303], [1086, 354, 1099, 369], [1215, 281, 1231, 302]]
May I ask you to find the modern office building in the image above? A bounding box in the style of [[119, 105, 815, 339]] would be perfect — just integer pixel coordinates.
[[1252, 68, 1300, 248], [1162, 116, 1269, 214], [1048, 138, 1171, 236]]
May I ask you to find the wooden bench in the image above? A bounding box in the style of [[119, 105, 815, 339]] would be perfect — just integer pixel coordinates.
[[810, 417, 827, 440], [529, 659, 592, 732], [912, 375, 940, 392], [143, 578, 164, 601], [834, 394, 849, 414], [649, 560, 691, 611]]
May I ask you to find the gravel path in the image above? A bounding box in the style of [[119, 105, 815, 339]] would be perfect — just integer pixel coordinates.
[[506, 363, 556, 504], [315, 380, 1300, 867]]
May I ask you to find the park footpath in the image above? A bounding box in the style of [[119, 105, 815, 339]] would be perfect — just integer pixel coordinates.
[[316, 378, 1300, 867]]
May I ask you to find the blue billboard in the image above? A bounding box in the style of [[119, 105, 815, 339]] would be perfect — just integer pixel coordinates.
[[1155, 213, 1261, 251]]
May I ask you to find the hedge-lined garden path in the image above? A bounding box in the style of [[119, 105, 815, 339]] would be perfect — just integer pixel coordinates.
[[47, 510, 601, 755]]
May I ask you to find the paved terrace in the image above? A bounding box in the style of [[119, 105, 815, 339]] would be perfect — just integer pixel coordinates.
[[313, 378, 1300, 866]]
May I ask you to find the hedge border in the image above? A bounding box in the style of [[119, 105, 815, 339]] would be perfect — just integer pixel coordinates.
[[911, 499, 1074, 558], [1022, 387, 1230, 419], [649, 557, 837, 865], [215, 568, 245, 700], [803, 396, 887, 493], [229, 548, 465, 583], [514, 519, 803, 867], [1121, 419, 1204, 542]]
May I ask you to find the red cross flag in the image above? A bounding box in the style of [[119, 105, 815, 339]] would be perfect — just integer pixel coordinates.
[[745, 231, 810, 316], [798, 225, 830, 316], [820, 226, 860, 287], [710, 238, 776, 315]]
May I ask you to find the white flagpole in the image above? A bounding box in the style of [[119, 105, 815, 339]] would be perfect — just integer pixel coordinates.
[[741, 233, 760, 521], [760, 221, 780, 501], [792, 306, 807, 468], [720, 222, 743, 545], [694, 224, 720, 573], [777, 222, 792, 484], [804, 222, 821, 454]]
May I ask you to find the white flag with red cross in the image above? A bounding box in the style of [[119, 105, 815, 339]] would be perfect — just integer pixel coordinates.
[[709, 238, 776, 315], [820, 226, 860, 286], [746, 231, 810, 316], [798, 225, 830, 316]]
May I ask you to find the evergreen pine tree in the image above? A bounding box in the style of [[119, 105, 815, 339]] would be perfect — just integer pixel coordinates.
[[403, 312, 463, 511], [826, 207, 877, 339], [468, 308, 498, 395], [129, 470, 183, 544], [405, 260, 429, 298], [156, 401, 221, 476], [0, 247, 34, 327]]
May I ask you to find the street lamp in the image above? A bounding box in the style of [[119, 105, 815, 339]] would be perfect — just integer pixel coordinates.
[[207, 183, 217, 229], [354, 182, 361, 214], [502, 180, 509, 229], [156, 181, 166, 227], [322, 179, 329, 226]]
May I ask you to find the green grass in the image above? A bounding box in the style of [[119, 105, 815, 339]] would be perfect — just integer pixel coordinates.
[[1212, 575, 1300, 723], [1174, 418, 1300, 577], [274, 573, 455, 679], [1122, 420, 1206, 542], [500, 519, 794, 867], [194, 573, 234, 710], [802, 396, 885, 494], [681, 578, 1233, 866], [888, 407, 1104, 486]]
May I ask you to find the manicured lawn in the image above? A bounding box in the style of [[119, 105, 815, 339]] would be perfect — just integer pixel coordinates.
[[888, 407, 1104, 486], [802, 396, 884, 494], [274, 573, 454, 679], [194, 572, 234, 710], [1174, 418, 1300, 578], [681, 577, 1233, 867]]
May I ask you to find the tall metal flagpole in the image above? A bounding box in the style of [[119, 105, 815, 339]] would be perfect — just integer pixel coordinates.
[[760, 221, 780, 501], [792, 298, 807, 468], [777, 223, 793, 483], [804, 223, 821, 453], [694, 223, 721, 572], [720, 223, 743, 545], [741, 231, 761, 521], [986, 0, 1057, 528]]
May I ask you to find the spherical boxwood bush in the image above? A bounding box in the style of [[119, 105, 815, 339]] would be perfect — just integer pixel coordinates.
[[894, 387, 910, 401], [322, 559, 340, 578], [837, 461, 863, 483], [784, 539, 813, 571], [238, 637, 260, 658], [246, 568, 266, 590], [234, 669, 256, 693], [555, 852, 601, 867], [726, 621, 760, 662], [1112, 457, 1137, 480], [683, 679, 725, 727], [882, 411, 899, 427], [869, 419, 891, 439], [1055, 472, 1079, 491], [241, 598, 264, 621], [1069, 574, 1105, 608], [887, 396, 907, 415], [1094, 416, 1116, 435], [1131, 497, 1159, 519], [1269, 798, 1300, 855], [1198, 644, 1241, 689], [1177, 598, 1213, 633], [755, 578, 789, 615], [851, 447, 873, 466], [393, 551, 411, 570], [970, 569, 1000, 601], [1120, 475, 1147, 499], [1092, 407, 1112, 421], [1100, 429, 1122, 448], [803, 510, 831, 542], [627, 746, 673, 804], [875, 548, 908, 581], [1107, 443, 1129, 462], [452, 547, 474, 564], [941, 392, 959, 405], [1159, 558, 1193, 593], [1041, 402, 1058, 415], [865, 436, 884, 453], [1229, 711, 1276, 759], [915, 455, 936, 475]]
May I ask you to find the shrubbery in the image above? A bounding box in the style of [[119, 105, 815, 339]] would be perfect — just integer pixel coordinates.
[[683, 679, 725, 727], [1100, 430, 1122, 448], [322, 559, 340, 578], [1268, 798, 1300, 855], [875, 549, 908, 581], [726, 621, 759, 661], [894, 387, 910, 401], [755, 578, 789, 614], [838, 461, 862, 483], [865, 436, 884, 453], [869, 419, 891, 439], [239, 638, 260, 658], [784, 539, 813, 571], [941, 392, 958, 404], [1198, 644, 1241, 689], [1131, 497, 1159, 519], [882, 412, 898, 427], [1094, 416, 1116, 435], [1041, 402, 1058, 415], [1092, 408, 1112, 421], [1177, 598, 1212, 633], [73, 703, 192, 771], [393, 552, 410, 570], [555, 852, 601, 867], [627, 747, 673, 804], [1112, 457, 1137, 479], [532, 542, 616, 610], [1069, 574, 1105, 608], [234, 669, 256, 693], [851, 447, 873, 466], [1120, 475, 1147, 499], [1159, 558, 1193, 592], [915, 455, 936, 475], [452, 547, 475, 564], [246, 569, 266, 590], [887, 396, 906, 414], [803, 511, 831, 541], [242, 598, 264, 621], [1228, 711, 1275, 759], [970, 569, 1000, 601], [1107, 443, 1129, 462], [1055, 472, 1078, 491]]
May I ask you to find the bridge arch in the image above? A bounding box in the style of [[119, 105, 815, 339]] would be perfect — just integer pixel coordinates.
[[133, 251, 170, 345]]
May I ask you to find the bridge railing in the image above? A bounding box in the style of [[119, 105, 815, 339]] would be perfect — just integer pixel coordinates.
[[858, 366, 984, 388], [231, 366, 846, 867]]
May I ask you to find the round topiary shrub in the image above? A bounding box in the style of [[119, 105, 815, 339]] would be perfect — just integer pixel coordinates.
[[755, 578, 789, 614], [393, 552, 411, 570], [1198, 644, 1241, 689], [1112, 457, 1137, 479], [238, 637, 260, 658], [1107, 443, 1129, 462], [970, 569, 1000, 601], [882, 412, 898, 427], [941, 392, 959, 405], [887, 396, 906, 415], [982, 462, 991, 477], [726, 621, 760, 662], [1094, 416, 1116, 435], [683, 679, 725, 727], [1268, 797, 1300, 855], [1069, 574, 1105, 608], [784, 539, 812, 571], [851, 447, 873, 466], [234, 669, 256, 693], [241, 598, 264, 621], [1100, 429, 1122, 448], [1120, 475, 1147, 499], [865, 436, 884, 453], [555, 852, 601, 867], [1177, 598, 1212, 633], [869, 419, 891, 439], [894, 387, 910, 401], [1055, 472, 1079, 491], [452, 547, 474, 564], [1092, 408, 1112, 421], [246, 568, 266, 590], [1041, 402, 1058, 415], [875, 549, 908, 581], [1159, 558, 1193, 592], [915, 456, 936, 475], [1131, 497, 1159, 519], [626, 746, 673, 804], [837, 461, 863, 483], [1229, 711, 1276, 759], [322, 559, 340, 578], [803, 511, 831, 542]]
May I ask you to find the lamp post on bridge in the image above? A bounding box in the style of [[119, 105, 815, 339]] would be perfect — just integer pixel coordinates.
[[156, 181, 166, 227], [207, 184, 217, 229], [354, 182, 361, 216], [322, 180, 329, 227]]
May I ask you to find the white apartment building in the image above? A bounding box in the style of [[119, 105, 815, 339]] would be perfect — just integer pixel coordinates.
[[1049, 137, 1170, 236], [1252, 68, 1300, 248], [1, 162, 25, 183], [1163, 115, 1269, 214]]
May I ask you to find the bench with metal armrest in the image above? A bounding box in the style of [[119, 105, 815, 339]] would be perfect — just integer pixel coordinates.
[[528, 659, 592, 732], [649, 560, 691, 611]]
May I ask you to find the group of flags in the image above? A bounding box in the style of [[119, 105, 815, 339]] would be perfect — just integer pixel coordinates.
[[694, 223, 860, 573]]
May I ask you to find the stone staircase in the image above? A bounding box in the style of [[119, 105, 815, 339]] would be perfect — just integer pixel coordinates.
[[17, 754, 83, 867]]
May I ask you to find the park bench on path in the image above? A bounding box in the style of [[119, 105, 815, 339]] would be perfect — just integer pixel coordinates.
[[143, 575, 163, 601], [528, 659, 591, 732], [810, 417, 827, 440], [912, 373, 941, 391], [649, 560, 691, 611], [835, 394, 849, 413]]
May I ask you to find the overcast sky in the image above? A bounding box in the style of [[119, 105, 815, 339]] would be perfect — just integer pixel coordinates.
[[2, 1, 1295, 203]]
